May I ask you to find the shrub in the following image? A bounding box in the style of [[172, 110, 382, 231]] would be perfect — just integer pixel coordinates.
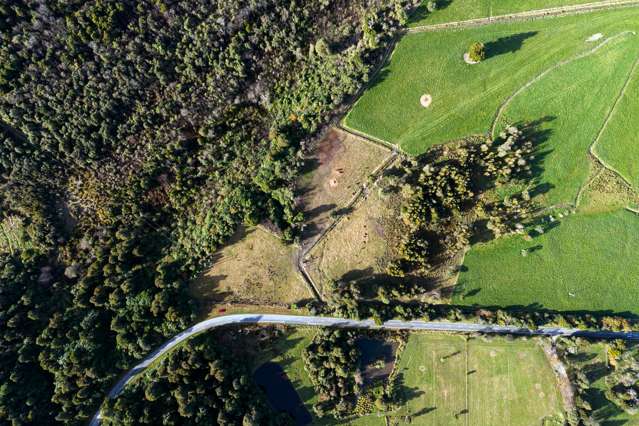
[[468, 42, 486, 62]]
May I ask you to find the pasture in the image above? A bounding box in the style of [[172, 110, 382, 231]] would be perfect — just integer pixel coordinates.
[[593, 59, 639, 191], [345, 7, 639, 314], [393, 333, 565, 425], [190, 226, 310, 317], [345, 9, 639, 155], [409, 0, 613, 27], [304, 187, 403, 296], [297, 128, 391, 245], [456, 209, 639, 314]]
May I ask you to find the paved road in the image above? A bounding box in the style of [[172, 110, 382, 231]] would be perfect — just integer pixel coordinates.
[[90, 313, 639, 425]]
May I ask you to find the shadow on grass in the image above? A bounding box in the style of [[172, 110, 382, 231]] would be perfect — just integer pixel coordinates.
[[485, 31, 538, 59], [407, 0, 453, 26]]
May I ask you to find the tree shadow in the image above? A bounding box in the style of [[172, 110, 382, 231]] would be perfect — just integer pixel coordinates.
[[305, 203, 337, 220], [392, 371, 426, 406], [485, 31, 538, 59], [584, 361, 610, 383], [407, 0, 453, 25], [588, 387, 629, 425]]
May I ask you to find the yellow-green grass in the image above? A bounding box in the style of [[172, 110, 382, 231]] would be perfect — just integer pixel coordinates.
[[305, 188, 400, 296], [393, 333, 564, 425], [345, 9, 639, 155], [493, 32, 639, 205], [409, 0, 613, 27], [190, 226, 311, 318], [297, 128, 391, 242], [593, 62, 639, 191], [455, 209, 639, 315]]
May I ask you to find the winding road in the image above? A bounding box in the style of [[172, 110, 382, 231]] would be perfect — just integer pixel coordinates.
[[90, 313, 639, 425]]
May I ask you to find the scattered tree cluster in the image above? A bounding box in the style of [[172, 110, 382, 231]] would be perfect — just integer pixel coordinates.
[[303, 329, 361, 418], [605, 345, 639, 414], [468, 41, 486, 62], [102, 332, 291, 425], [384, 126, 535, 282], [0, 0, 410, 423]]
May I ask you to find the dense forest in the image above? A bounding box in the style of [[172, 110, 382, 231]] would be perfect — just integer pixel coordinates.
[[101, 332, 291, 425], [0, 0, 411, 423], [303, 329, 361, 418]]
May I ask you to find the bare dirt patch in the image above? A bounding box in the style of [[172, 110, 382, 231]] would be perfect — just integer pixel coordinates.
[[420, 93, 433, 108], [296, 128, 391, 246], [190, 226, 311, 318], [463, 52, 480, 65]]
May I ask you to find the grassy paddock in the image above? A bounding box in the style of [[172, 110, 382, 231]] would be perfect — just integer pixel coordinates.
[[297, 128, 391, 243], [305, 187, 402, 296], [494, 33, 639, 205], [409, 0, 613, 27], [456, 209, 639, 315], [593, 62, 639, 191], [345, 9, 639, 155], [190, 227, 310, 318], [393, 333, 564, 425]]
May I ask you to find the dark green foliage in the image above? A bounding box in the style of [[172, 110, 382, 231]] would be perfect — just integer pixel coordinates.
[[605, 346, 639, 414], [0, 251, 61, 425], [387, 126, 534, 278], [303, 329, 361, 418], [0, 0, 408, 423], [102, 332, 291, 425]]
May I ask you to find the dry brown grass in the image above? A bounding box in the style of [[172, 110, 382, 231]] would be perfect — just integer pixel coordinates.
[[190, 226, 311, 318], [579, 160, 639, 213], [297, 128, 391, 245], [304, 187, 403, 296]]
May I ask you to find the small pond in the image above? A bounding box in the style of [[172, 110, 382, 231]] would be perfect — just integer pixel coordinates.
[[253, 362, 312, 425], [356, 337, 397, 383]]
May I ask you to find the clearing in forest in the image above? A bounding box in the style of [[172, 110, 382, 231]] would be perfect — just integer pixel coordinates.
[[304, 185, 404, 297], [296, 128, 391, 246], [190, 226, 310, 317]]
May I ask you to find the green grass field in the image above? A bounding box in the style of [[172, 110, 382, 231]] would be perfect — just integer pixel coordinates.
[[494, 32, 639, 205], [409, 0, 612, 27], [594, 60, 639, 191], [345, 8, 639, 314], [455, 209, 639, 314], [256, 329, 565, 425], [345, 9, 639, 155], [394, 333, 564, 425]]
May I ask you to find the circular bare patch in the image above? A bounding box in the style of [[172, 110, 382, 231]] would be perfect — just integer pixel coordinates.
[[489, 350, 497, 357], [535, 383, 542, 390], [586, 33, 604, 42], [419, 365, 426, 372], [420, 94, 433, 108], [329, 178, 338, 187], [463, 52, 480, 65], [539, 391, 545, 398]]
